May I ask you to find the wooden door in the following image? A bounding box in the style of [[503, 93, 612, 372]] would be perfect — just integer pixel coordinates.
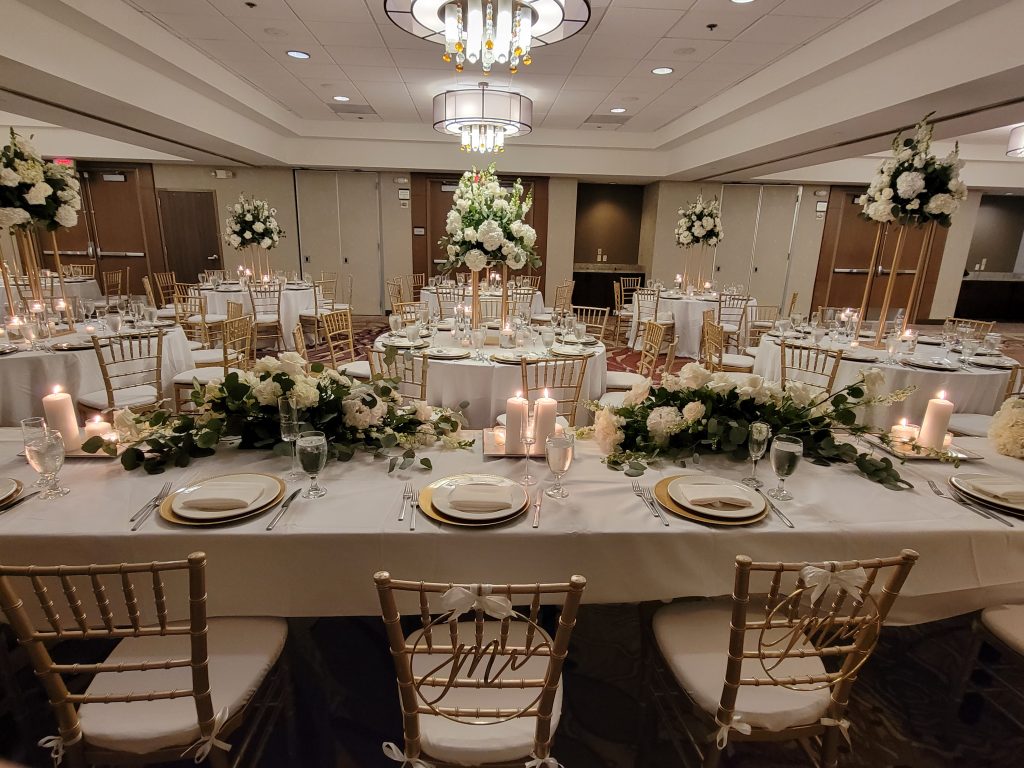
[[157, 190, 222, 282]]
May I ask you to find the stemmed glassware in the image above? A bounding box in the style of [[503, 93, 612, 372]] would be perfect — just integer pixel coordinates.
[[25, 428, 69, 499], [388, 313, 402, 334], [767, 435, 803, 501], [960, 335, 979, 369], [885, 331, 901, 365], [520, 418, 537, 486], [742, 422, 771, 488], [471, 328, 487, 361], [21, 417, 48, 486], [278, 396, 304, 481], [106, 312, 122, 334], [296, 430, 328, 499], [544, 433, 574, 498]]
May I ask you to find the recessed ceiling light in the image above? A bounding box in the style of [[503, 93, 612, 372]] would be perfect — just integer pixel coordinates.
[[333, 95, 350, 102], [651, 67, 674, 75], [610, 107, 627, 113], [286, 50, 310, 59], [731, 0, 756, 4]]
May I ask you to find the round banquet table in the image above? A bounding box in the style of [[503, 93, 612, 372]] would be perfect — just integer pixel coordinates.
[[753, 337, 1011, 427], [201, 283, 315, 350], [0, 323, 194, 426], [420, 287, 545, 319], [628, 292, 756, 359], [1, 277, 102, 314], [372, 330, 607, 428]]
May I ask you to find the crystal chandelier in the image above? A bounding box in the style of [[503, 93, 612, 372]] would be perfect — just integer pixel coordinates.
[[385, 0, 590, 74], [433, 84, 533, 154]]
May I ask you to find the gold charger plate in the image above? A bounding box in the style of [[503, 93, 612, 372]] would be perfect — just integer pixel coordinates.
[[158, 474, 286, 527], [654, 476, 767, 527], [417, 475, 529, 528], [0, 479, 24, 509]]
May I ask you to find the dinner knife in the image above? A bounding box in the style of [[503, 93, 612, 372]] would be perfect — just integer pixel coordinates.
[[532, 489, 543, 528], [755, 488, 795, 529], [266, 489, 302, 531], [0, 491, 40, 515]]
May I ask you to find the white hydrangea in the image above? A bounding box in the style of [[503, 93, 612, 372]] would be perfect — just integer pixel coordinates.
[[506, 248, 527, 270], [253, 356, 282, 375], [895, 171, 925, 199], [924, 193, 957, 216], [478, 219, 504, 251], [277, 352, 307, 378], [646, 406, 684, 446], [0, 207, 31, 228], [228, 234, 242, 248], [342, 395, 388, 430], [678, 362, 713, 390], [622, 377, 652, 407], [661, 373, 684, 393], [784, 380, 817, 408], [54, 205, 78, 228], [253, 221, 265, 233], [0, 167, 19, 186], [445, 211, 463, 235], [464, 248, 487, 272], [289, 379, 319, 409], [23, 182, 52, 206], [594, 408, 626, 454], [707, 373, 738, 396], [859, 367, 886, 399], [988, 398, 1024, 459], [252, 378, 283, 406], [463, 227, 477, 242], [519, 223, 537, 248]]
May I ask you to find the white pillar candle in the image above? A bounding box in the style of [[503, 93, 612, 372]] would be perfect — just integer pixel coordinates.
[[533, 388, 558, 447], [42, 386, 80, 448], [918, 390, 954, 450], [504, 391, 528, 454], [82, 416, 111, 443]]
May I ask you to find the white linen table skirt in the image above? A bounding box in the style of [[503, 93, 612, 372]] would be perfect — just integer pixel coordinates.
[[753, 338, 1010, 426], [420, 288, 545, 319], [374, 331, 607, 428], [201, 286, 315, 350], [0, 429, 1022, 624], [1, 278, 102, 313], [0, 325, 194, 426], [628, 294, 756, 358]]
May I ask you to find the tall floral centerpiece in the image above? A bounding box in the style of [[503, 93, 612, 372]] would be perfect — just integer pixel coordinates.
[[438, 163, 538, 327], [855, 114, 967, 343], [223, 194, 284, 279], [674, 195, 722, 288], [0, 128, 82, 318]]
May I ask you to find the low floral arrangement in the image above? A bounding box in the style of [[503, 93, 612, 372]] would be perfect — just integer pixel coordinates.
[[675, 194, 722, 248], [0, 129, 81, 231], [588, 363, 915, 489], [439, 163, 539, 273], [224, 194, 284, 251], [988, 397, 1024, 459], [83, 352, 472, 473], [858, 114, 967, 227]]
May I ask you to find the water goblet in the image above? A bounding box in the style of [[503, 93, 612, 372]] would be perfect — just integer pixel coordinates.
[[521, 419, 537, 486], [809, 311, 821, 330], [278, 396, 304, 481], [106, 312, 122, 334], [811, 327, 827, 347], [388, 313, 402, 334], [544, 433, 574, 499], [742, 422, 771, 488], [960, 337, 979, 369], [95, 306, 107, 330], [297, 430, 328, 499], [541, 329, 555, 352], [983, 333, 1001, 353], [885, 332, 901, 364], [767, 435, 802, 501], [471, 327, 487, 360], [25, 428, 69, 499], [21, 417, 48, 486]]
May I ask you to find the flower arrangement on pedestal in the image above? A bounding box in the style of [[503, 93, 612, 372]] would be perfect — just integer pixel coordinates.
[[0, 129, 81, 232], [988, 398, 1024, 459], [588, 363, 915, 489], [857, 114, 967, 227], [674, 195, 722, 286], [84, 353, 472, 473], [224, 194, 284, 251]]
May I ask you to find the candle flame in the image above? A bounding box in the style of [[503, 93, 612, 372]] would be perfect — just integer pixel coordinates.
[[543, 388, 549, 398], [92, 415, 101, 423], [516, 390, 522, 398], [900, 417, 907, 427], [52, 385, 62, 395], [938, 390, 946, 400]]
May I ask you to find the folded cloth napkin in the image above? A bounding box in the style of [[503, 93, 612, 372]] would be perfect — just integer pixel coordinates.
[[676, 485, 752, 509], [966, 477, 1024, 504], [448, 483, 514, 513], [179, 482, 264, 511]]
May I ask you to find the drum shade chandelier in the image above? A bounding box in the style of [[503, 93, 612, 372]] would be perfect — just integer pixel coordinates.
[[1008, 125, 1024, 157], [434, 84, 533, 153], [385, 0, 590, 74]]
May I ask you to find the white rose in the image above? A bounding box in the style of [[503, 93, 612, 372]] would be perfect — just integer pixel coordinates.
[[678, 362, 713, 390], [253, 221, 265, 233], [988, 398, 1024, 459], [646, 406, 684, 447], [707, 373, 738, 395], [692, 224, 705, 237], [506, 249, 527, 270], [785, 380, 817, 408], [445, 211, 463, 235], [414, 400, 434, 422], [859, 367, 886, 399], [289, 380, 319, 409], [0, 167, 20, 186], [701, 216, 713, 229], [252, 378, 283, 406], [24, 182, 53, 206], [277, 352, 307, 377], [593, 408, 625, 454], [54, 205, 78, 228], [464, 248, 487, 272], [463, 227, 477, 242], [228, 234, 242, 248], [234, 203, 242, 213], [456, 198, 470, 212], [253, 356, 283, 375], [681, 401, 705, 423], [866, 200, 895, 223], [881, 188, 894, 200], [906, 200, 920, 210], [509, 220, 525, 238], [622, 377, 652, 407], [501, 240, 516, 257], [446, 244, 459, 257], [924, 193, 957, 216], [245, 213, 253, 221], [260, 237, 272, 248], [243, 231, 253, 239], [895, 171, 925, 199], [661, 373, 683, 393], [707, 236, 718, 246]]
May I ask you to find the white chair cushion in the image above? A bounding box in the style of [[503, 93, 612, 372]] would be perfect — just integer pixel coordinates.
[[186, 314, 228, 324], [340, 360, 372, 379], [981, 604, 1024, 656], [722, 323, 739, 334], [598, 391, 626, 408], [187, 340, 205, 351], [722, 353, 755, 369], [409, 621, 562, 765], [78, 617, 286, 755], [653, 601, 831, 732], [495, 413, 570, 429], [744, 346, 760, 358], [948, 413, 992, 438], [173, 367, 243, 385], [606, 371, 647, 391], [78, 385, 159, 410], [750, 320, 773, 328], [191, 349, 224, 365], [254, 314, 279, 324], [156, 308, 177, 319], [531, 313, 553, 323]]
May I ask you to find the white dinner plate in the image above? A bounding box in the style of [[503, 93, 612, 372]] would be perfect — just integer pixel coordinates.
[[431, 475, 530, 522], [904, 357, 959, 371], [171, 473, 284, 521], [667, 475, 765, 520], [967, 356, 1016, 369], [551, 343, 597, 357], [379, 338, 429, 349], [841, 349, 880, 362], [490, 350, 540, 364], [425, 347, 471, 359], [556, 334, 597, 345], [917, 335, 943, 345], [0, 478, 19, 505], [949, 473, 1024, 514]]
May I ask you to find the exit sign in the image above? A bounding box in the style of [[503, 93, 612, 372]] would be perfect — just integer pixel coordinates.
[[51, 157, 75, 168]]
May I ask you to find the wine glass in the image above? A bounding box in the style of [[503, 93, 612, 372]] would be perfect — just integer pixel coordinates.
[[388, 313, 402, 334], [278, 396, 304, 481], [106, 312, 122, 334], [297, 430, 328, 499], [471, 328, 486, 361], [21, 417, 48, 486], [767, 435, 802, 501], [25, 428, 69, 499], [885, 331, 901, 365], [742, 422, 771, 488], [544, 433, 574, 499], [521, 418, 537, 486], [960, 337, 979, 369], [541, 328, 555, 352]]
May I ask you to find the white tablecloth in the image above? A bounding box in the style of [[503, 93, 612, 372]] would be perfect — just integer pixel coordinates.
[[0, 429, 1021, 624], [1, 278, 102, 313], [0, 325, 194, 426], [201, 285, 315, 350], [628, 294, 756, 359], [374, 331, 607, 428], [753, 338, 1011, 426], [420, 288, 545, 319]]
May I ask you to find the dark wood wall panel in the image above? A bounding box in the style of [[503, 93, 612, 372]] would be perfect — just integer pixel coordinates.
[[573, 183, 643, 265]]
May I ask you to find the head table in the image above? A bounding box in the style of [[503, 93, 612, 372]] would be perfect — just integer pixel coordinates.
[[0, 427, 1020, 625]]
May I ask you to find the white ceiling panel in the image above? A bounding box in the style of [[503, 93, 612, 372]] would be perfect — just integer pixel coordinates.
[[311, 22, 385, 48], [339, 64, 403, 82], [614, 74, 677, 97], [563, 75, 625, 92], [598, 7, 687, 37], [232, 16, 317, 45], [152, 12, 246, 40], [773, 0, 876, 18], [573, 53, 645, 77], [388, 47, 451, 70], [613, 0, 697, 9], [709, 41, 791, 66], [190, 37, 270, 63], [325, 44, 396, 68], [284, 0, 376, 23], [209, 0, 295, 20], [736, 14, 837, 45], [644, 37, 728, 63], [130, 0, 218, 15], [624, 60, 697, 82]]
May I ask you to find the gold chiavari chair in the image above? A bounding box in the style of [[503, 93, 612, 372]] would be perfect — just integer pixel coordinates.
[[744, 304, 780, 356], [172, 315, 253, 412], [173, 293, 215, 355], [478, 296, 504, 325], [779, 341, 844, 396], [99, 268, 130, 307], [319, 271, 338, 283], [75, 263, 96, 278], [0, 552, 292, 768], [660, 335, 679, 381], [79, 330, 164, 418], [298, 279, 338, 344], [338, 274, 353, 309], [632, 287, 674, 350], [571, 305, 609, 341], [394, 301, 429, 326], [523, 274, 541, 289], [408, 273, 425, 302], [202, 269, 227, 281], [387, 278, 406, 313], [702, 315, 753, 373], [508, 286, 536, 322], [532, 281, 573, 324], [600, 321, 667, 407], [520, 355, 590, 427], [642, 550, 918, 768], [948, 363, 1022, 437], [322, 308, 370, 379], [620, 276, 642, 305], [786, 291, 800, 317], [153, 271, 177, 308], [374, 571, 586, 768], [369, 349, 428, 401], [248, 283, 284, 352], [434, 285, 465, 320], [611, 281, 634, 344], [946, 316, 996, 337], [14, 275, 58, 308], [291, 324, 309, 370], [142, 277, 177, 320], [717, 294, 751, 352], [226, 300, 244, 321]]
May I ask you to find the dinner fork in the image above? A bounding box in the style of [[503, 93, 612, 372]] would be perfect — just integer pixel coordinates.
[[927, 479, 1012, 527], [410, 488, 417, 531], [399, 482, 412, 523], [129, 481, 171, 523], [643, 487, 670, 527], [632, 480, 657, 518]]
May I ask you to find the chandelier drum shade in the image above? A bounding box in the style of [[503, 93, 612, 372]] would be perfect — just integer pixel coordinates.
[[1008, 125, 1024, 157], [434, 84, 533, 154], [385, 0, 590, 74]]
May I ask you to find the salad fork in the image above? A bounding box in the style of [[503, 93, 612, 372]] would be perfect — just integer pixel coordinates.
[[399, 482, 412, 522], [631, 480, 656, 518], [129, 481, 171, 523]]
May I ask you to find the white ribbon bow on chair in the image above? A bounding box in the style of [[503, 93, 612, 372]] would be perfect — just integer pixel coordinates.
[[525, 754, 564, 767], [38, 731, 82, 767], [713, 714, 751, 749], [820, 716, 853, 748], [183, 706, 232, 763], [440, 584, 514, 622], [382, 741, 435, 768], [800, 563, 868, 603]]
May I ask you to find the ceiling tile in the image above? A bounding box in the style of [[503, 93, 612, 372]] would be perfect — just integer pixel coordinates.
[[772, 0, 875, 18], [298, 76, 362, 98], [209, 0, 296, 20], [613, 74, 677, 96], [709, 40, 791, 65], [285, 0, 376, 23], [562, 75, 624, 92], [573, 53, 643, 77], [515, 55, 578, 76], [666, 1, 787, 41], [277, 59, 350, 79], [536, 31, 592, 59], [311, 22, 385, 48], [340, 65, 403, 82], [644, 37, 727, 62], [596, 7, 686, 36], [130, 0, 219, 14], [152, 12, 246, 40], [736, 14, 836, 45], [612, 0, 697, 9], [232, 15, 317, 45], [624, 59, 698, 82], [325, 44, 396, 68], [686, 58, 760, 83], [190, 37, 271, 63], [388, 47, 451, 70]]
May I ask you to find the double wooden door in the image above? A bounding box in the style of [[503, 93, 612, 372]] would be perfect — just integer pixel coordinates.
[[156, 190, 222, 282]]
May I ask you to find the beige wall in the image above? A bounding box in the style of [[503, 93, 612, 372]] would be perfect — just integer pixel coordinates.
[[785, 186, 830, 317], [546, 177, 577, 306], [150, 165, 300, 272], [930, 191, 981, 320]]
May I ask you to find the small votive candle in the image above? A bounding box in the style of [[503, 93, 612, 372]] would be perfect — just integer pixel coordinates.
[[493, 426, 506, 447], [943, 432, 954, 449], [889, 418, 918, 443], [82, 416, 111, 445], [84, 324, 96, 334]]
